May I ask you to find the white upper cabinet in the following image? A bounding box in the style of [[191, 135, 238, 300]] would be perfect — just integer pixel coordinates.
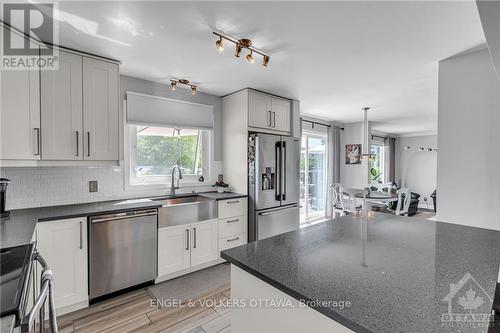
[[248, 90, 272, 129], [247, 90, 291, 134], [41, 51, 83, 160], [0, 40, 40, 160], [83, 57, 119, 161], [271, 97, 291, 133]]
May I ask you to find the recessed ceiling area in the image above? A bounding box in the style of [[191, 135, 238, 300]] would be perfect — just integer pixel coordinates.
[[42, 1, 486, 135]]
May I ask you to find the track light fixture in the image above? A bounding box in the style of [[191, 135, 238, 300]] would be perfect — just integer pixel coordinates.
[[215, 36, 224, 52], [262, 55, 270, 67], [234, 43, 242, 57], [170, 79, 197, 95], [213, 31, 270, 68], [246, 50, 255, 64]]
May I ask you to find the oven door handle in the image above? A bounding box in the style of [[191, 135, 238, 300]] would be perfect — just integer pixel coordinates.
[[21, 251, 58, 333]]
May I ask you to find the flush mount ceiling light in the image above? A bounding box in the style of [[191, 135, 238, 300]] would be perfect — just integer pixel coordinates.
[[170, 79, 198, 95], [213, 32, 270, 68]]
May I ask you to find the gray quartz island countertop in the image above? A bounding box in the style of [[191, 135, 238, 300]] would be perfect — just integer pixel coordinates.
[[221, 213, 500, 333]]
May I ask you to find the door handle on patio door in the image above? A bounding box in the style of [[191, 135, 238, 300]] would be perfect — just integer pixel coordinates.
[[275, 141, 281, 201]]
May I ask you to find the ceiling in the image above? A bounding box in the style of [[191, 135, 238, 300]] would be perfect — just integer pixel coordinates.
[[20, 1, 488, 135]]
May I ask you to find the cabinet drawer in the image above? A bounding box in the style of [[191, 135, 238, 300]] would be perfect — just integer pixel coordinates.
[[218, 198, 247, 219], [219, 215, 247, 238], [219, 233, 247, 252]]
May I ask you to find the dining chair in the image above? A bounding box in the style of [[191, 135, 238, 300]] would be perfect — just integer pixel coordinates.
[[343, 188, 367, 214], [395, 188, 411, 216], [330, 183, 345, 214]]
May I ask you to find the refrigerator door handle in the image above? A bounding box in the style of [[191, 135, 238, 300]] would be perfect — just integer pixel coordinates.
[[275, 141, 281, 201], [282, 141, 286, 201]]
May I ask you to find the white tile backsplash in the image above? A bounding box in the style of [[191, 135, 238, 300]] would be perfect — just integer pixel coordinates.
[[0, 161, 223, 210]]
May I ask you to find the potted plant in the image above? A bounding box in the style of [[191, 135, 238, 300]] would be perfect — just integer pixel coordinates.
[[213, 179, 229, 193], [370, 167, 383, 183]]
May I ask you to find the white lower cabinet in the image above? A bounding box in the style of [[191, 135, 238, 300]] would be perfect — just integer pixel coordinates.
[[190, 219, 218, 267], [158, 225, 191, 276], [157, 219, 218, 278], [35, 218, 88, 313]]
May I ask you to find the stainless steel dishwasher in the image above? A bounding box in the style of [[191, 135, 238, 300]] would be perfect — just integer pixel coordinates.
[[89, 209, 158, 299]]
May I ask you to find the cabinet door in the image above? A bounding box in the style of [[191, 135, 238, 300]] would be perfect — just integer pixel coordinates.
[[41, 51, 83, 160], [83, 58, 119, 161], [271, 97, 291, 133], [0, 39, 40, 160], [158, 226, 191, 276], [248, 91, 272, 129], [36, 218, 88, 310], [191, 219, 218, 267]]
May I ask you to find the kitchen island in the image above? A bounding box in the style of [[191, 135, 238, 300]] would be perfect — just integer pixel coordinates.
[[221, 213, 500, 333]]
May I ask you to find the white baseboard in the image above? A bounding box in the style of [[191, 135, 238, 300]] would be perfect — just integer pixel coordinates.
[[55, 300, 89, 316], [155, 258, 225, 284]]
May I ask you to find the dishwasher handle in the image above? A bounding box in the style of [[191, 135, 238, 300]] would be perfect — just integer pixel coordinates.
[[91, 210, 158, 223]]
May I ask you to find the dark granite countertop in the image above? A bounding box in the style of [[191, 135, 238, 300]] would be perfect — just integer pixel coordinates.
[[197, 192, 247, 201], [221, 213, 500, 333], [0, 192, 246, 250], [0, 199, 161, 249]]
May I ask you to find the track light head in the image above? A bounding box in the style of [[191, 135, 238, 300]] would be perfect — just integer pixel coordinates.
[[246, 50, 255, 64], [235, 43, 242, 57], [216, 37, 224, 52], [262, 55, 270, 67], [170, 81, 177, 91], [191, 86, 197, 95]]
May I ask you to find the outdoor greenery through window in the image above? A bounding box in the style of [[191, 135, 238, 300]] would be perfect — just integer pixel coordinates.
[[370, 144, 385, 183], [129, 125, 208, 184]]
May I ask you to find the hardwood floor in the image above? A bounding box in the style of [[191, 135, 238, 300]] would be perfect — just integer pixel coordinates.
[[51, 285, 232, 333]]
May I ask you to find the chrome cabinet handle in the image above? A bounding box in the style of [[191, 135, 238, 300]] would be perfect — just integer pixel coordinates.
[[273, 112, 276, 128], [226, 219, 239, 223], [34, 128, 40, 156], [227, 237, 239, 242], [87, 132, 90, 157], [186, 229, 189, 250], [193, 227, 197, 248], [75, 131, 79, 156], [226, 200, 239, 204], [268, 110, 272, 127], [79, 221, 82, 249]]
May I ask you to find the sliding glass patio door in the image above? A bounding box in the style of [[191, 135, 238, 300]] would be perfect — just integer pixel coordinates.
[[300, 132, 327, 224]]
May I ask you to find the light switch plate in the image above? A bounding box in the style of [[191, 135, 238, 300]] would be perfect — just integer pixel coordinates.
[[89, 180, 98, 192]]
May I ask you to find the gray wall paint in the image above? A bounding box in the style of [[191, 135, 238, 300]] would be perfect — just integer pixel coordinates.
[[120, 75, 223, 161], [395, 135, 437, 209], [437, 48, 500, 230]]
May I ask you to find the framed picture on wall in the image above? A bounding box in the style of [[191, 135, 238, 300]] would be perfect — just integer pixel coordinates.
[[345, 144, 362, 164]]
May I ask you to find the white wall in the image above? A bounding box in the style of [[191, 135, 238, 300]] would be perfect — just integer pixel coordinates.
[[437, 47, 500, 231], [395, 135, 437, 209], [340, 122, 369, 188]]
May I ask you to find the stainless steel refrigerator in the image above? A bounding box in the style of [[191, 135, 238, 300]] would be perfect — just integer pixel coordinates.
[[248, 133, 300, 241]]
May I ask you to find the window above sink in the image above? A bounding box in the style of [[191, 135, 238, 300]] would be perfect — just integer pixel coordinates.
[[125, 125, 212, 188]]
